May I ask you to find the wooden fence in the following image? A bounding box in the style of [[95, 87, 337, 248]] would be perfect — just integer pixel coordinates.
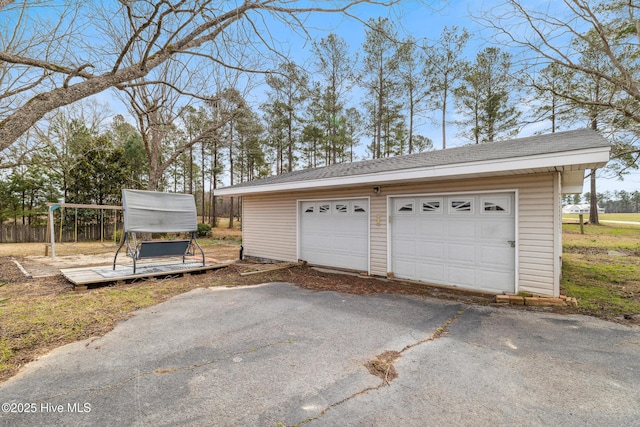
[[0, 223, 122, 244]]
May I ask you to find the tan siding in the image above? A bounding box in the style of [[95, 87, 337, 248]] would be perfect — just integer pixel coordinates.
[[523, 252, 554, 261], [242, 195, 297, 262], [553, 172, 563, 297], [517, 173, 556, 295], [520, 268, 554, 279], [369, 195, 388, 276], [242, 172, 559, 296]]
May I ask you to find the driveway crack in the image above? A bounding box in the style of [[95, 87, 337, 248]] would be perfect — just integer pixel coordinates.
[[292, 307, 466, 427]]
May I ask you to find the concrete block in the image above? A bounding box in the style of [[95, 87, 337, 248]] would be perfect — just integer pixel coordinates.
[[496, 295, 510, 304], [509, 295, 525, 305]]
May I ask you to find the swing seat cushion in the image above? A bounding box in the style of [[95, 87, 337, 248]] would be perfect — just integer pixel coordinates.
[[137, 240, 190, 259]]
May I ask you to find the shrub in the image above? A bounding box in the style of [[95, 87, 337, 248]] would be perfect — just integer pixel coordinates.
[[197, 223, 212, 238]]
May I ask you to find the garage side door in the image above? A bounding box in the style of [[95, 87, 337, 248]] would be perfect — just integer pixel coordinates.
[[299, 199, 369, 272], [390, 193, 515, 293]]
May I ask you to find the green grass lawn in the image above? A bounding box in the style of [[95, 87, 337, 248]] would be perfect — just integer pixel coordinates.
[[563, 222, 640, 251], [561, 222, 640, 321], [600, 213, 640, 222]]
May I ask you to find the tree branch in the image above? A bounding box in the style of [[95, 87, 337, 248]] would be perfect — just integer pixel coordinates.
[[0, 0, 405, 156]]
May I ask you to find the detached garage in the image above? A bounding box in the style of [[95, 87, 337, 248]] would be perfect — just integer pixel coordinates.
[[216, 129, 610, 297]]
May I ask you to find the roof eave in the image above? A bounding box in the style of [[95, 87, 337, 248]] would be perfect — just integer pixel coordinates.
[[215, 146, 610, 196]]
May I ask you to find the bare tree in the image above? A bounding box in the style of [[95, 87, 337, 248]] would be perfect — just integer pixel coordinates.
[[480, 1, 637, 223], [527, 63, 578, 133], [0, 0, 405, 156], [479, 0, 639, 147], [119, 59, 198, 191]]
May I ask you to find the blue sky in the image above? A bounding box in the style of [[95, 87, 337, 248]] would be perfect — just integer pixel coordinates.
[[93, 0, 639, 196]]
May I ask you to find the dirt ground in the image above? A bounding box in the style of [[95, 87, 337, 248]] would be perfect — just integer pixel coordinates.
[[1, 245, 591, 315], [0, 255, 497, 303], [2, 240, 638, 321]]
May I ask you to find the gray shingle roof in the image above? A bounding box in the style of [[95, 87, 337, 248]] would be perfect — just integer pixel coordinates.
[[223, 128, 610, 190]]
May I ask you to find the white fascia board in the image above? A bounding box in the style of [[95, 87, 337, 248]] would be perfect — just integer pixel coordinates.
[[215, 147, 610, 196]]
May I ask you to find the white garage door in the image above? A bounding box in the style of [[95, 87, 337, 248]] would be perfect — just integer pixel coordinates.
[[299, 199, 369, 272], [390, 193, 515, 294]]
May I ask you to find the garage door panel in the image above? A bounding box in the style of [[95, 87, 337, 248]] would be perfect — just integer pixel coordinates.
[[417, 220, 445, 237], [332, 255, 366, 271], [334, 219, 366, 234], [478, 270, 514, 293], [417, 263, 444, 283], [393, 238, 417, 257], [447, 220, 475, 238], [303, 217, 326, 231], [303, 234, 332, 250], [479, 245, 513, 267], [391, 193, 515, 293], [305, 251, 333, 266], [446, 266, 476, 287], [416, 241, 444, 259], [479, 221, 512, 241], [447, 243, 476, 263], [395, 221, 417, 235], [334, 236, 367, 252], [394, 259, 417, 278]]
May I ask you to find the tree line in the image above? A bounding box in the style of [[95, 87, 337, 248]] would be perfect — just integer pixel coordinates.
[[564, 191, 640, 214], [1, 0, 639, 232]]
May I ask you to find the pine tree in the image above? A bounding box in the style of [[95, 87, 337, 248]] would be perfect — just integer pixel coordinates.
[[424, 26, 470, 149], [360, 17, 401, 158], [454, 47, 520, 144]]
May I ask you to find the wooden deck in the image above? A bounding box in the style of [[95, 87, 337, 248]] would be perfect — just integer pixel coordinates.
[[61, 258, 234, 289]]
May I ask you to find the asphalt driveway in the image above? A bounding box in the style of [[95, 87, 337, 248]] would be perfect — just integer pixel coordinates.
[[1, 282, 638, 426]]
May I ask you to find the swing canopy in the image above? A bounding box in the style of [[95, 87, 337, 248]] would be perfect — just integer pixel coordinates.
[[122, 189, 198, 233]]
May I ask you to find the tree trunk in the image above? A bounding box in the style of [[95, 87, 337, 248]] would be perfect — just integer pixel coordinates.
[[201, 141, 206, 223], [211, 144, 218, 227], [229, 120, 234, 229], [288, 109, 294, 172], [442, 89, 447, 149], [376, 69, 383, 159], [189, 146, 193, 194], [588, 113, 599, 225], [408, 95, 414, 154]]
